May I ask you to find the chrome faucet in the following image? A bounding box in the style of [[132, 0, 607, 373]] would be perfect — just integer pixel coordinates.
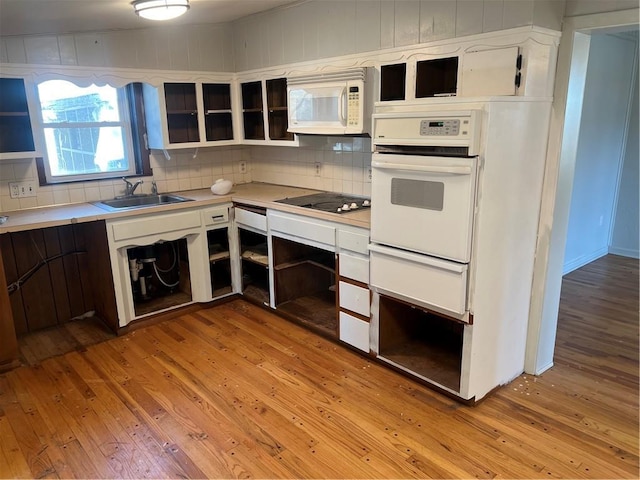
[[122, 177, 143, 196]]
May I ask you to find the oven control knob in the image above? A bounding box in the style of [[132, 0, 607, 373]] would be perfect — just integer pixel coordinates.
[[350, 202, 358, 209], [342, 203, 350, 211], [363, 199, 370, 206], [337, 207, 342, 212]]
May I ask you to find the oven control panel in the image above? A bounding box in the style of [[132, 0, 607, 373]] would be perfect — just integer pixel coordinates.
[[372, 110, 481, 155], [420, 119, 461, 136]]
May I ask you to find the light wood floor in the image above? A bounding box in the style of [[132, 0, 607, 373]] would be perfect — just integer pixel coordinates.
[[0, 254, 637, 478]]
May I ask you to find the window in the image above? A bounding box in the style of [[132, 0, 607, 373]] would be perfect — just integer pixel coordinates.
[[36, 80, 148, 184]]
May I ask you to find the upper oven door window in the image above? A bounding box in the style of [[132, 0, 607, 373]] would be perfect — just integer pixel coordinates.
[[370, 152, 478, 263]]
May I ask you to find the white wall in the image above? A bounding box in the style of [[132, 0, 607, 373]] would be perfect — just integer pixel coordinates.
[[232, 0, 565, 71], [564, 0, 640, 17], [0, 23, 235, 71], [562, 33, 637, 273], [610, 55, 639, 258]]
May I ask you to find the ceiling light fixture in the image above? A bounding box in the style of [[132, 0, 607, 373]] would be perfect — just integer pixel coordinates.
[[132, 0, 190, 21]]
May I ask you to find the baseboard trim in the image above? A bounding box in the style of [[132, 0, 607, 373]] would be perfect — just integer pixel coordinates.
[[563, 247, 608, 275], [608, 246, 640, 259]]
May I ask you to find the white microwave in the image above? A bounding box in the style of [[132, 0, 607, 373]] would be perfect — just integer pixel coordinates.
[[287, 68, 370, 135]]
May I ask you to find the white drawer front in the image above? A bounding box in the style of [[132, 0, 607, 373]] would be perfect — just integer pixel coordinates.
[[269, 212, 335, 247], [202, 206, 229, 227], [339, 281, 370, 317], [112, 210, 201, 242], [339, 311, 370, 352], [235, 208, 267, 232], [369, 244, 468, 316], [339, 253, 369, 284], [338, 229, 369, 254]]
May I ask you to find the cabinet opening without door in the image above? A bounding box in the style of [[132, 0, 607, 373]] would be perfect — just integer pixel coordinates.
[[207, 228, 232, 298], [378, 294, 464, 392], [272, 236, 336, 337], [127, 238, 192, 317], [239, 228, 270, 306]]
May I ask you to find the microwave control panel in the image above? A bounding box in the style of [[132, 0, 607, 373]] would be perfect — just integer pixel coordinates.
[[347, 86, 361, 127]]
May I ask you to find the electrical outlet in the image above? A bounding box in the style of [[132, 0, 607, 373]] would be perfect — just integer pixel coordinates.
[[367, 167, 372, 181], [314, 162, 322, 176], [9, 181, 36, 198], [9, 182, 20, 199], [239, 161, 247, 174]]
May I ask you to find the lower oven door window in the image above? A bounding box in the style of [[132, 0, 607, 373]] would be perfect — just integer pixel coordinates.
[[370, 152, 477, 263]]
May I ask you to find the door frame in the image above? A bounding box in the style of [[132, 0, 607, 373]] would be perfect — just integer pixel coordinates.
[[525, 8, 640, 375]]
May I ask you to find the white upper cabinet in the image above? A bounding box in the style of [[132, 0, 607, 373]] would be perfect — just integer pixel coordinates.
[[238, 77, 298, 146], [143, 80, 238, 150]]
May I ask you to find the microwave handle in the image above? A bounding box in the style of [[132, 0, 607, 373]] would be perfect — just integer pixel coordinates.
[[338, 87, 347, 126], [371, 159, 472, 175]]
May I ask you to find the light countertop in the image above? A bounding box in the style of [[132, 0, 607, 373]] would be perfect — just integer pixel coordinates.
[[0, 182, 371, 234]]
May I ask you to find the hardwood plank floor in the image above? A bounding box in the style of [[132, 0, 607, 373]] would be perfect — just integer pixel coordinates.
[[0, 254, 637, 478]]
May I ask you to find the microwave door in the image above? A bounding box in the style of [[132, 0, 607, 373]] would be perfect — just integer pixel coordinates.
[[288, 84, 347, 133]]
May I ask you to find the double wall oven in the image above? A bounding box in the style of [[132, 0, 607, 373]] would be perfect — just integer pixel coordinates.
[[369, 109, 482, 398]]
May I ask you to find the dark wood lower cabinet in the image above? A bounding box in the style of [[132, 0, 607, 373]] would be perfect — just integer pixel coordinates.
[[0, 247, 19, 371], [0, 221, 118, 339]]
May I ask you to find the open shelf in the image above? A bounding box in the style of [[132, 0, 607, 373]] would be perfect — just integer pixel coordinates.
[[0, 78, 35, 154], [273, 236, 337, 337], [207, 228, 232, 299], [277, 289, 336, 337], [239, 229, 270, 305], [203, 83, 233, 141], [415, 57, 459, 98], [380, 63, 407, 101], [378, 295, 463, 392]]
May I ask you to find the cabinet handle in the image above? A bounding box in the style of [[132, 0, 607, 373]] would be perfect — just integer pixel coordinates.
[[211, 215, 225, 222]]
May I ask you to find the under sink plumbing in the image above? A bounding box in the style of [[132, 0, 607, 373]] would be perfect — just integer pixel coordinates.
[[128, 242, 180, 301]]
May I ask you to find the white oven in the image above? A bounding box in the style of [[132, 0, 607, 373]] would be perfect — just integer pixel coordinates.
[[369, 110, 482, 320], [371, 152, 477, 263]]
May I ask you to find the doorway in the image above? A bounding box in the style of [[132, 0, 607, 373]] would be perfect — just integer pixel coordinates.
[[526, 9, 640, 375]]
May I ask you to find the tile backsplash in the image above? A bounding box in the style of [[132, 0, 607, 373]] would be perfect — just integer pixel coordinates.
[[248, 136, 372, 197], [0, 146, 251, 213], [0, 135, 372, 213]]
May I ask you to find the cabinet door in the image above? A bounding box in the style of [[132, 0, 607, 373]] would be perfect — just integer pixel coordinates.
[[461, 47, 520, 96], [0, 78, 36, 157]]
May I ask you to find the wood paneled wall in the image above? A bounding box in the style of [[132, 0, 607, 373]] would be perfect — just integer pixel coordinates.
[[0, 221, 118, 336]]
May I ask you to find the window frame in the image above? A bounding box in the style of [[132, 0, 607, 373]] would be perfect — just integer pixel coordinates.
[[34, 81, 150, 186]]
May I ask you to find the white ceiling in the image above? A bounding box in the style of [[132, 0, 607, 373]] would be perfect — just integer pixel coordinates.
[[0, 0, 300, 37]]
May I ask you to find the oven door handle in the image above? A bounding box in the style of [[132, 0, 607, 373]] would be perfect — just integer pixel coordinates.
[[371, 160, 472, 175]]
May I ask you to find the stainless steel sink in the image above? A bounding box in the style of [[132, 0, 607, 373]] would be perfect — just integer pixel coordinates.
[[93, 194, 194, 211]]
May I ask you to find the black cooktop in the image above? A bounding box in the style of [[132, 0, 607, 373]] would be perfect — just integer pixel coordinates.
[[275, 192, 371, 214]]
